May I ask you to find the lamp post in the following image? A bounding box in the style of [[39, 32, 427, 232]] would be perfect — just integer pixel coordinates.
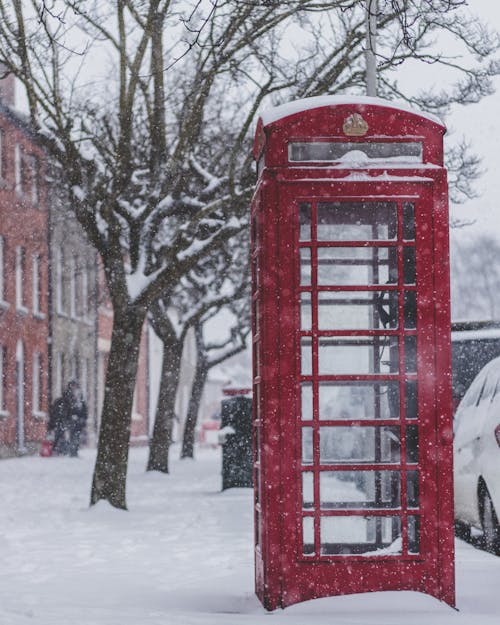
[[365, 0, 377, 96]]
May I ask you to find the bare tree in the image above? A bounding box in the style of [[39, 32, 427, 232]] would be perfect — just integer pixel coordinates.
[[451, 234, 500, 322], [148, 230, 249, 471], [180, 293, 250, 460]]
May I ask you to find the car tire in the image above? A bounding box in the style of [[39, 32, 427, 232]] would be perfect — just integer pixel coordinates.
[[454, 520, 471, 542], [480, 486, 500, 555]]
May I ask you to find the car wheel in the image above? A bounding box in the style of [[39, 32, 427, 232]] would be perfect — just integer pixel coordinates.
[[481, 487, 500, 555], [454, 520, 471, 541]]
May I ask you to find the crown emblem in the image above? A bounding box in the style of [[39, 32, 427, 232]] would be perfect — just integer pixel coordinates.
[[343, 113, 369, 136]]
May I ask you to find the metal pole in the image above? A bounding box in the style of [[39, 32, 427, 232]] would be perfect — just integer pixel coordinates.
[[365, 0, 378, 97]]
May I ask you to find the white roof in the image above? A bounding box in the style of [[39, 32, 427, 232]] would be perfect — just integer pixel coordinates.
[[451, 328, 500, 342], [260, 95, 444, 128]]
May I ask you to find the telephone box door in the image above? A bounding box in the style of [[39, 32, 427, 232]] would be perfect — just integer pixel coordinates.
[[260, 179, 454, 608]]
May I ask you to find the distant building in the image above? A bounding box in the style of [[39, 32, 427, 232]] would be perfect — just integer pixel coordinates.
[[0, 75, 50, 457], [48, 176, 99, 445]]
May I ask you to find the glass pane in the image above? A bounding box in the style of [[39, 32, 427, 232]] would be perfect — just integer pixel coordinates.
[[403, 247, 416, 284], [320, 516, 402, 555], [303, 517, 314, 555], [299, 203, 312, 241], [405, 336, 417, 373], [403, 203, 415, 240], [318, 336, 399, 375], [404, 291, 416, 329], [408, 515, 420, 554], [319, 426, 401, 464], [316, 202, 397, 241], [320, 470, 400, 509], [318, 291, 397, 330], [301, 338, 312, 375], [406, 425, 419, 464], [374, 290, 398, 329], [319, 382, 400, 420], [300, 248, 311, 285], [302, 472, 314, 509], [405, 382, 418, 419], [289, 141, 422, 163], [301, 383, 313, 420], [302, 427, 313, 465], [301, 292, 312, 330], [318, 247, 395, 286], [407, 470, 419, 508]]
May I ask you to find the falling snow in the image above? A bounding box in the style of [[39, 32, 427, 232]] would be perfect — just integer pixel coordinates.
[[0, 445, 498, 625]]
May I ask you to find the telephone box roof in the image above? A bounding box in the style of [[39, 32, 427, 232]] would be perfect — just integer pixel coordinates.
[[260, 95, 445, 129]]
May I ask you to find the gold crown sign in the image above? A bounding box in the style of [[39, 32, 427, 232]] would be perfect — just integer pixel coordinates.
[[343, 113, 369, 136]]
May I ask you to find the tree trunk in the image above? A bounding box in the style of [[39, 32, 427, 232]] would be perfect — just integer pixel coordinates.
[[181, 354, 208, 459], [90, 306, 145, 509], [147, 334, 183, 473]]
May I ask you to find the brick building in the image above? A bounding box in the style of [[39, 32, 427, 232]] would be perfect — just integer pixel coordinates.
[[48, 176, 99, 445], [0, 82, 49, 457], [0, 73, 151, 457]]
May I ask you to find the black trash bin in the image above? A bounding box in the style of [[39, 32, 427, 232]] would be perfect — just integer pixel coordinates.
[[220, 393, 253, 490]]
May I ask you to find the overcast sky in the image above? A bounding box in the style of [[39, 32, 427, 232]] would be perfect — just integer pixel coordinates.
[[446, 0, 500, 238]]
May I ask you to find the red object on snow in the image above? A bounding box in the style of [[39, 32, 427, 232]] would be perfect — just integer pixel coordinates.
[[40, 439, 53, 457], [251, 96, 454, 610]]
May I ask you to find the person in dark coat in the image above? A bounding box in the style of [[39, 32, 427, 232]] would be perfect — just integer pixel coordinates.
[[47, 394, 68, 455], [63, 380, 88, 457], [47, 380, 88, 457]]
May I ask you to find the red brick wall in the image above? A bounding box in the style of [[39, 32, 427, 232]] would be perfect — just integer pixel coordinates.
[[0, 112, 49, 454]]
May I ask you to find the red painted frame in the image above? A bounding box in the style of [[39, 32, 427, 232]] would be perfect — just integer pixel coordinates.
[[251, 99, 454, 611]]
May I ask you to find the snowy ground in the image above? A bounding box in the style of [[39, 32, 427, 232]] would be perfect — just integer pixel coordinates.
[[0, 445, 498, 625]]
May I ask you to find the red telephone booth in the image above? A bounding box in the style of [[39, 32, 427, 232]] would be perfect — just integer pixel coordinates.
[[250, 96, 455, 610]]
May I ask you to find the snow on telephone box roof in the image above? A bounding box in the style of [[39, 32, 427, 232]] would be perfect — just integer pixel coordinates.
[[260, 95, 445, 128], [254, 95, 446, 168]]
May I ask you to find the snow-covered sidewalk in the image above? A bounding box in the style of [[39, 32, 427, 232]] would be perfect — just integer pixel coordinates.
[[0, 445, 498, 625]]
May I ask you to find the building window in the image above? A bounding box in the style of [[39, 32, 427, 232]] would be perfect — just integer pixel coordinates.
[[32, 253, 42, 315], [70, 352, 79, 382], [70, 256, 77, 318], [0, 235, 5, 303], [32, 351, 44, 416], [14, 143, 22, 194], [0, 128, 4, 180], [81, 357, 88, 403], [81, 266, 88, 318], [15, 246, 26, 311], [30, 155, 39, 204], [55, 351, 63, 397], [0, 345, 6, 415], [56, 248, 65, 314]]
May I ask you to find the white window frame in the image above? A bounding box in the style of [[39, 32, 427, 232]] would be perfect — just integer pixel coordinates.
[[0, 344, 7, 416], [82, 267, 89, 319], [0, 235, 5, 304], [56, 248, 64, 314], [0, 128, 4, 180], [32, 351, 45, 417], [14, 143, 22, 195], [32, 253, 43, 317], [15, 245, 27, 312], [70, 255, 77, 318], [55, 351, 63, 397], [31, 155, 39, 204], [81, 357, 88, 402]]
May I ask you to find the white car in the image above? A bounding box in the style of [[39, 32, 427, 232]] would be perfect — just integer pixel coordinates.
[[453, 356, 500, 554]]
